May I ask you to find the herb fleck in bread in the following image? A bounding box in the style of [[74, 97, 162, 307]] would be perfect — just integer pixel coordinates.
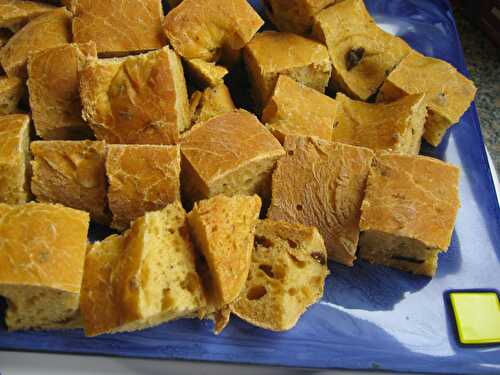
[[231, 219, 329, 331], [0, 202, 89, 330], [31, 140, 109, 224], [81, 201, 206, 337], [268, 136, 374, 266]]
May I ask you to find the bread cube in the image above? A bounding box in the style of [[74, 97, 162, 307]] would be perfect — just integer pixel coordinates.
[[31, 140, 108, 223], [163, 0, 263, 62], [71, 0, 165, 55], [180, 110, 285, 202], [262, 75, 337, 143], [268, 136, 374, 266], [231, 219, 329, 331], [189, 84, 235, 125], [0, 202, 89, 330], [0, 76, 25, 115], [244, 31, 331, 111], [262, 0, 336, 35], [188, 195, 261, 308], [312, 0, 410, 100], [80, 46, 190, 145], [359, 153, 460, 277], [185, 59, 228, 89], [81, 202, 206, 337], [332, 93, 427, 154], [0, 8, 72, 78], [377, 51, 477, 146], [0, 114, 30, 204], [27, 43, 96, 140], [106, 144, 181, 230], [0, 0, 55, 31]]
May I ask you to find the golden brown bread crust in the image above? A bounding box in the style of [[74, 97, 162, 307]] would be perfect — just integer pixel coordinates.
[[332, 92, 427, 154], [312, 0, 410, 100], [262, 0, 336, 35], [185, 59, 228, 89], [231, 219, 329, 331], [0, 202, 89, 292], [377, 50, 477, 146], [189, 84, 235, 125], [163, 0, 263, 62], [71, 0, 166, 55], [0, 114, 30, 204], [187, 194, 261, 308], [268, 136, 374, 266], [80, 46, 190, 144], [0, 7, 72, 78], [180, 109, 285, 201], [359, 153, 460, 251], [243, 31, 332, 110], [30, 140, 109, 224], [27, 42, 96, 140], [106, 144, 181, 230], [0, 75, 25, 115], [0, 0, 55, 31], [262, 75, 337, 143]]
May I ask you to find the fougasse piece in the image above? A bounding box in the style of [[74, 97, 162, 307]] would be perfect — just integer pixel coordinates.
[[312, 0, 410, 100], [27, 42, 96, 140], [268, 136, 374, 266], [0, 76, 25, 115], [0, 114, 30, 204], [80, 46, 190, 145], [261, 75, 337, 143], [184, 59, 229, 89], [189, 84, 235, 125], [377, 50, 477, 146], [0, 0, 55, 31], [0, 202, 89, 330], [332, 92, 427, 154], [30, 140, 108, 224], [231, 219, 329, 331], [180, 109, 285, 202], [80, 202, 206, 337], [244, 31, 331, 111], [70, 0, 166, 55], [358, 153, 460, 277], [0, 7, 72, 78], [106, 144, 181, 230]]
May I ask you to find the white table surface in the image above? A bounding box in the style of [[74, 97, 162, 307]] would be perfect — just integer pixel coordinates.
[[0, 148, 498, 375]]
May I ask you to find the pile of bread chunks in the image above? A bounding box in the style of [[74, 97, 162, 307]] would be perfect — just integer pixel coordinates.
[[0, 0, 476, 336]]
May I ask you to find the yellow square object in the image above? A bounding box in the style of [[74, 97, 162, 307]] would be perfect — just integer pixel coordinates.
[[450, 292, 500, 345]]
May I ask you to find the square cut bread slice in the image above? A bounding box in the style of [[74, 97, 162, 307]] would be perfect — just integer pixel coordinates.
[[377, 50, 477, 146], [184, 59, 229, 89], [0, 0, 55, 31], [163, 0, 263, 62], [312, 0, 410, 100], [189, 84, 235, 126], [0, 76, 25, 115], [0, 202, 89, 330], [31, 140, 109, 224], [359, 153, 460, 277], [27, 42, 96, 140], [80, 201, 207, 337], [0, 114, 30, 204], [243, 31, 331, 111], [231, 219, 329, 331], [71, 0, 165, 55], [332, 92, 427, 155], [106, 144, 181, 231], [187, 194, 262, 309], [262, 75, 337, 143], [80, 46, 190, 145], [268, 136, 374, 266], [0, 7, 72, 78], [180, 109, 285, 202], [262, 0, 336, 35]]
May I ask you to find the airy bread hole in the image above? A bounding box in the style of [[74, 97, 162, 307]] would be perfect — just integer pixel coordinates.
[[273, 264, 286, 279], [289, 253, 306, 268], [259, 264, 274, 278], [310, 252, 326, 265], [288, 288, 297, 296], [296, 204, 303, 211], [287, 239, 297, 248], [254, 235, 273, 248], [247, 285, 267, 300]]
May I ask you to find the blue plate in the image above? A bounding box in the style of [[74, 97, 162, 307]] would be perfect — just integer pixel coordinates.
[[1, 1, 499, 373]]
